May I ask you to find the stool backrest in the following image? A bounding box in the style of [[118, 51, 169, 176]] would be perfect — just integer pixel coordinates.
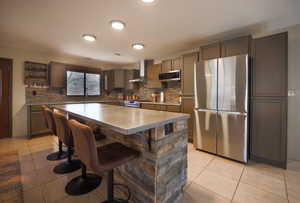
[[53, 111, 73, 147], [41, 105, 56, 135], [68, 119, 98, 169]]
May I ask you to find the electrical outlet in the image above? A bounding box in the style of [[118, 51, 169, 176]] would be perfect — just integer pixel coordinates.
[[288, 89, 297, 97]]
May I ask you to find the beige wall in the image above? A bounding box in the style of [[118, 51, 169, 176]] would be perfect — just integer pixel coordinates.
[[0, 47, 119, 138], [286, 25, 300, 161]]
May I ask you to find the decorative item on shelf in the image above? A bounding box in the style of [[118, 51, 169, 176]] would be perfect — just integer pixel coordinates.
[[24, 61, 49, 88]]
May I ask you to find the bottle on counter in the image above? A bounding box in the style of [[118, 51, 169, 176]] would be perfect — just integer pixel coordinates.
[[160, 92, 165, 103]]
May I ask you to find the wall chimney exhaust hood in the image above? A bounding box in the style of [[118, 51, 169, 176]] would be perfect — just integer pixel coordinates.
[[129, 60, 153, 83]]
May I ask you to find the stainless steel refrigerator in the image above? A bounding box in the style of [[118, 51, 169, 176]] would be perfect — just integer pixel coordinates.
[[194, 54, 249, 163]]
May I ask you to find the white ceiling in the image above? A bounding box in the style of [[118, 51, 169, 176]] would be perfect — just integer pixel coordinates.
[[0, 0, 299, 63]]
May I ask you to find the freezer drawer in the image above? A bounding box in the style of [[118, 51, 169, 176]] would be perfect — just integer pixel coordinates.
[[194, 59, 218, 110], [218, 55, 249, 113], [217, 112, 248, 163], [194, 109, 217, 153]]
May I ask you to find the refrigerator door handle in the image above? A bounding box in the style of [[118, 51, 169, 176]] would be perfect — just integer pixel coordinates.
[[220, 111, 247, 116], [195, 109, 218, 113]]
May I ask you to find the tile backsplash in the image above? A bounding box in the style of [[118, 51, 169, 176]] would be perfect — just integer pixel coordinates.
[[26, 81, 181, 104]]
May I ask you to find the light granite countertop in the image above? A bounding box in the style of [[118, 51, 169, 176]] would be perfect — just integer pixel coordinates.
[[26, 100, 123, 106], [52, 103, 189, 135], [139, 101, 181, 106], [26, 100, 181, 106]]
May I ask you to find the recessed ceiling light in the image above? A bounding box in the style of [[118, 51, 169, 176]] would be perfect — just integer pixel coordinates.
[[82, 34, 96, 42], [111, 20, 125, 30], [142, 0, 155, 3], [132, 43, 145, 50]]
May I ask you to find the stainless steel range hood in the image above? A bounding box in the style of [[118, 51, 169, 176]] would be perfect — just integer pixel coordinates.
[[129, 60, 153, 83]]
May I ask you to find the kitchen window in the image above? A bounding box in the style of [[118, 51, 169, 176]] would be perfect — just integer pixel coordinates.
[[66, 71, 101, 96]]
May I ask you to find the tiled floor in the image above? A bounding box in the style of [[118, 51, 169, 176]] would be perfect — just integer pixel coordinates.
[[0, 136, 299, 203], [184, 144, 300, 203]]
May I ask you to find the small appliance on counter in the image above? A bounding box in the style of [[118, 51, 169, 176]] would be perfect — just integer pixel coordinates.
[[160, 92, 165, 103], [123, 100, 140, 108]]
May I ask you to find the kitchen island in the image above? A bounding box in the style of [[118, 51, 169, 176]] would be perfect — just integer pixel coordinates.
[[52, 103, 189, 203]]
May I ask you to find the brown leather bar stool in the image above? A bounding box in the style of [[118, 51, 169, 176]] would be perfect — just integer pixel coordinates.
[[52, 111, 81, 174], [41, 106, 68, 161], [67, 119, 140, 203]]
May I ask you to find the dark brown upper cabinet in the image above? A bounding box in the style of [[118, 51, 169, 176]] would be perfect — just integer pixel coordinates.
[[251, 97, 287, 168], [125, 69, 139, 89], [172, 57, 183, 71], [147, 63, 162, 88], [49, 62, 102, 88], [106, 69, 126, 91], [200, 43, 221, 60], [182, 52, 198, 96], [252, 32, 288, 97], [181, 97, 195, 142], [221, 36, 251, 57], [161, 60, 172, 73], [49, 62, 66, 88]]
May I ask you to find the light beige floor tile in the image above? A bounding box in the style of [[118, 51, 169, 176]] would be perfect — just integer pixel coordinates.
[[241, 166, 287, 198], [42, 176, 70, 203], [287, 160, 300, 172], [194, 170, 238, 199], [246, 161, 285, 180], [19, 159, 36, 175], [23, 187, 45, 203], [186, 166, 203, 187], [21, 170, 41, 191], [233, 182, 288, 203], [36, 165, 62, 185], [183, 182, 231, 203], [29, 143, 58, 154], [30, 148, 59, 160], [33, 155, 60, 170], [285, 170, 300, 203], [18, 152, 32, 162], [205, 157, 245, 181], [59, 194, 103, 203], [285, 170, 300, 185], [188, 150, 214, 170]]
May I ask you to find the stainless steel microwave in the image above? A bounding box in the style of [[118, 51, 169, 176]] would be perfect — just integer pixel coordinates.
[[159, 70, 181, 82]]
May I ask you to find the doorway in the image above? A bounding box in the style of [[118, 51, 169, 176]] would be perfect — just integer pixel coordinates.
[[0, 58, 12, 138]]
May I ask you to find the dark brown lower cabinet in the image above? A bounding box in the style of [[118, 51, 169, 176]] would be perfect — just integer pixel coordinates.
[[140, 103, 181, 112], [250, 97, 287, 168], [140, 104, 161, 111], [27, 105, 51, 137], [181, 97, 194, 142], [166, 105, 181, 113]]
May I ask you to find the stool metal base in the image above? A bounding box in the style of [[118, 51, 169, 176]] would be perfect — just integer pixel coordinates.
[[65, 174, 102, 196], [46, 151, 68, 161], [53, 159, 81, 174]]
